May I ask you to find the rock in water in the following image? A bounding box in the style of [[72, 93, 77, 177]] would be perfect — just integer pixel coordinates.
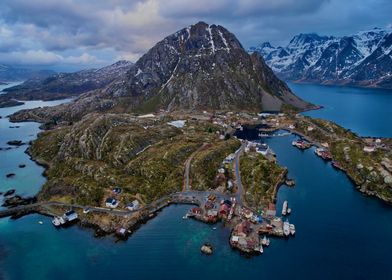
[[7, 140, 24, 146], [6, 173, 15, 178], [3, 189, 16, 196], [201, 243, 213, 255]]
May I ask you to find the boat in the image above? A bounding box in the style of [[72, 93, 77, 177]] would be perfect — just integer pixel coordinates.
[[52, 216, 62, 227], [258, 133, 269, 137], [282, 200, 288, 216], [266, 238, 270, 247], [261, 236, 270, 247], [38, 221, 43, 225], [289, 224, 296, 235], [315, 148, 332, 160], [182, 213, 189, 219], [283, 221, 290, 236], [292, 140, 311, 150], [287, 208, 292, 214], [259, 245, 263, 254]]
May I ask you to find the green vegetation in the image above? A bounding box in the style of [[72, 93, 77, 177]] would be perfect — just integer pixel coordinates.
[[29, 114, 241, 206], [240, 152, 287, 208], [190, 139, 241, 190], [290, 115, 392, 202]]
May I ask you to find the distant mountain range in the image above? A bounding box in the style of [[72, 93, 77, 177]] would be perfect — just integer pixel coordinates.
[[249, 27, 392, 89], [9, 21, 312, 122], [0, 64, 54, 83], [0, 60, 133, 107]]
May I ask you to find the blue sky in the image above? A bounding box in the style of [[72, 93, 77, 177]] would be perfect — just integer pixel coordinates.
[[0, 0, 391, 71]]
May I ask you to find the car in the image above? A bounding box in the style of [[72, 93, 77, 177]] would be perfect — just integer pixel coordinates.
[[83, 207, 90, 214]]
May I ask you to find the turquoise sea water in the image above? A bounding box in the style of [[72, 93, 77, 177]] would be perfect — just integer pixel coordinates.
[[1, 84, 392, 279]]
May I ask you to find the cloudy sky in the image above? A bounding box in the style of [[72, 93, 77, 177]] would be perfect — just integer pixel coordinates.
[[0, 0, 391, 71]]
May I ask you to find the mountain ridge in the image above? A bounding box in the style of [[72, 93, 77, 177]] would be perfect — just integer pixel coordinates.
[[10, 21, 312, 123], [0, 60, 134, 108], [0, 64, 55, 83], [250, 27, 392, 88]]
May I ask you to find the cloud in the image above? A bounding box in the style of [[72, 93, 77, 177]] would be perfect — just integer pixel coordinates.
[[0, 0, 390, 70], [0, 50, 99, 66]]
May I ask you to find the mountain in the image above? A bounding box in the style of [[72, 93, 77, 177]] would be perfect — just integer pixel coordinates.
[[251, 27, 392, 88], [0, 60, 133, 108], [10, 22, 311, 122], [0, 64, 54, 82]]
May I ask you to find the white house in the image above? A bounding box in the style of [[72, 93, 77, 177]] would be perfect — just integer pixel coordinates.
[[105, 198, 119, 208], [127, 200, 140, 211], [363, 146, 376, 153]]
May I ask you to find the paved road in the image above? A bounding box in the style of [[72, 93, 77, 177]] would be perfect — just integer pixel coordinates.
[[0, 190, 231, 219]]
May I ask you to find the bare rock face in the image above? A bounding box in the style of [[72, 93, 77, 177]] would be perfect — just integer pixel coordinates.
[[106, 21, 310, 113], [10, 22, 311, 123]]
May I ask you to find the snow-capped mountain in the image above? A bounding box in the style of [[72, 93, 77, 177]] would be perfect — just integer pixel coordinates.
[[250, 27, 392, 88]]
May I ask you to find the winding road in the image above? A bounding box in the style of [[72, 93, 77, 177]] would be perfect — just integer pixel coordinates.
[[0, 143, 246, 220], [233, 143, 245, 205]]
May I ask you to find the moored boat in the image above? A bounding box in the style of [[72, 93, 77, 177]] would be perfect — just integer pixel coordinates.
[[289, 224, 296, 235], [282, 200, 288, 216], [283, 221, 290, 236], [315, 148, 332, 160], [52, 216, 63, 227], [292, 140, 311, 150], [261, 236, 270, 247]]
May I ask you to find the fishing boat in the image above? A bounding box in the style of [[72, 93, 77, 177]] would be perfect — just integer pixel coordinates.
[[283, 221, 290, 236], [289, 224, 296, 235], [52, 216, 64, 227], [261, 236, 270, 247], [315, 148, 332, 160], [292, 140, 311, 150], [282, 200, 288, 216]]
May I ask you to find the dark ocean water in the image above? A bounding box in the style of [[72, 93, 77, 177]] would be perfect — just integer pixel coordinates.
[[1, 84, 392, 279], [288, 82, 392, 137]]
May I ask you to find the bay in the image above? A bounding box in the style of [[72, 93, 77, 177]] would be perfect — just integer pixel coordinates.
[[1, 83, 392, 280]]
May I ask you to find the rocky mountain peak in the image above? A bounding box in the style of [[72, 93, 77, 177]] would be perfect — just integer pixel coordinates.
[[9, 22, 312, 122], [251, 27, 392, 88]]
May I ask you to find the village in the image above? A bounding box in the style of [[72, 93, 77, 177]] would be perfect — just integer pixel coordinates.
[[1, 109, 391, 257]]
